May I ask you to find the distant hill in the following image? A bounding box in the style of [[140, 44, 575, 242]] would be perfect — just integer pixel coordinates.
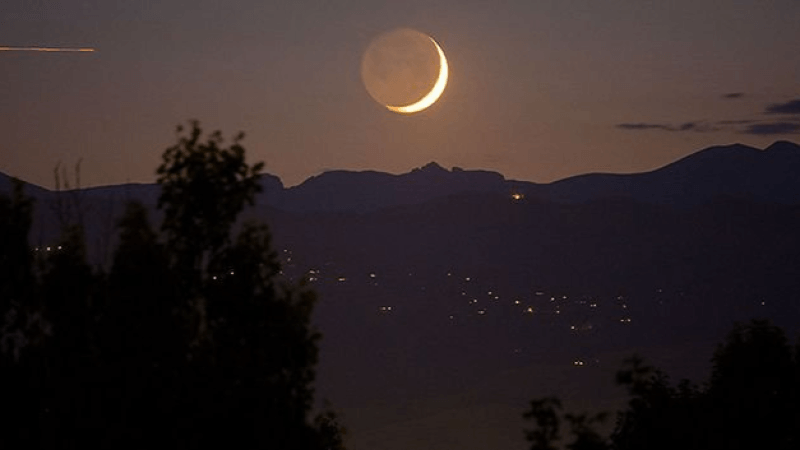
[[3, 141, 800, 212], [273, 162, 508, 212], [531, 141, 800, 206], [272, 141, 800, 211], [0, 173, 50, 199]]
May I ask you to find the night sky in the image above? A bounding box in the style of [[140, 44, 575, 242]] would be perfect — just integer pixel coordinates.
[[2, 0, 799, 189]]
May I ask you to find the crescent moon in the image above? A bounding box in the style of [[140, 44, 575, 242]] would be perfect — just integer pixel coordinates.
[[385, 37, 448, 114]]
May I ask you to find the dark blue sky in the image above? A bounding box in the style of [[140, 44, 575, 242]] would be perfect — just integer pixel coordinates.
[[2, 0, 799, 187]]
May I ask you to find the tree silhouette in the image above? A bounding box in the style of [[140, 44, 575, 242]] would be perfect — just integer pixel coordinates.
[[0, 179, 44, 447], [523, 397, 608, 450], [0, 121, 341, 449], [705, 320, 799, 450], [563, 412, 608, 450], [100, 201, 180, 447], [524, 320, 800, 450], [524, 397, 563, 450], [0, 179, 35, 316], [151, 122, 323, 448], [314, 403, 348, 450], [611, 356, 705, 450], [156, 120, 263, 278]]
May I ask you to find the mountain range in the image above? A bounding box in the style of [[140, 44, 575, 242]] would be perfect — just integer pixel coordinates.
[[274, 140, 800, 211], [4, 141, 800, 212]]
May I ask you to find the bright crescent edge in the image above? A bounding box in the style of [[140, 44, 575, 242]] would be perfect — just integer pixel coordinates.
[[385, 37, 448, 114]]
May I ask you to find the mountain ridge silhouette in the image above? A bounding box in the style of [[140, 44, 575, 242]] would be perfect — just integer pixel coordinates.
[[3, 141, 799, 211]]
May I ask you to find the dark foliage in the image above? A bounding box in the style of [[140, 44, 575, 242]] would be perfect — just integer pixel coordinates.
[[0, 122, 343, 449], [523, 397, 608, 450], [525, 320, 800, 450], [524, 397, 563, 450], [0, 179, 35, 312], [156, 120, 263, 276]]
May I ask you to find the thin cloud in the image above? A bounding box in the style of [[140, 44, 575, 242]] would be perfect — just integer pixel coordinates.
[[615, 121, 717, 133], [717, 119, 756, 125], [722, 92, 744, 99], [740, 122, 800, 136], [676, 121, 719, 132], [765, 99, 800, 115], [616, 123, 673, 131]]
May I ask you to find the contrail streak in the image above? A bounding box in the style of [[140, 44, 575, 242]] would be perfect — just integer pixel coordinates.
[[0, 46, 95, 52]]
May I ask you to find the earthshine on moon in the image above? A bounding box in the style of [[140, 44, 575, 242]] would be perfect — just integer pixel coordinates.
[[361, 28, 448, 114]]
